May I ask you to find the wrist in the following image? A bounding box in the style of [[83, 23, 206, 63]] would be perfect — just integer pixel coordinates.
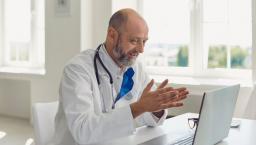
[[130, 102, 145, 118]]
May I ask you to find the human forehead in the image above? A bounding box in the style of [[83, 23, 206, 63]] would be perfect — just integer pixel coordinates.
[[122, 16, 148, 34], [128, 35, 148, 42], [121, 32, 148, 40], [121, 24, 148, 40]]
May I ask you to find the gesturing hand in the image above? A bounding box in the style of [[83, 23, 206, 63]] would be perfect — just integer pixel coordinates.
[[130, 79, 189, 118], [152, 79, 189, 118]]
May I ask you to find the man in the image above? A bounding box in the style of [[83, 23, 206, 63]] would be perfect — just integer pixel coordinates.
[[51, 8, 188, 145]]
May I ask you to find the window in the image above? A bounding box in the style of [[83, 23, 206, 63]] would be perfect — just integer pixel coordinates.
[[141, 0, 190, 68], [139, 0, 253, 79], [203, 0, 251, 69], [0, 0, 45, 73]]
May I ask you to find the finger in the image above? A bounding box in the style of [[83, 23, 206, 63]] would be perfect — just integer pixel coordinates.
[[175, 95, 187, 102], [161, 102, 183, 109], [160, 92, 188, 105], [176, 87, 187, 92], [143, 79, 154, 93], [157, 79, 169, 89], [153, 87, 173, 95], [159, 96, 177, 105], [172, 94, 188, 102], [157, 91, 178, 102], [178, 90, 189, 96]]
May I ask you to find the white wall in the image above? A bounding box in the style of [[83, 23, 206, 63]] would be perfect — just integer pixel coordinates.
[[111, 0, 138, 13], [30, 0, 81, 104], [81, 0, 112, 50], [0, 79, 30, 118]]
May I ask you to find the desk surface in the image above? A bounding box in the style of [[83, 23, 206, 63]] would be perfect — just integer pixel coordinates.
[[99, 113, 256, 145]]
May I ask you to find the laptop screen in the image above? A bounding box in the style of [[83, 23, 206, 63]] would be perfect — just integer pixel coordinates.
[[193, 84, 240, 145]]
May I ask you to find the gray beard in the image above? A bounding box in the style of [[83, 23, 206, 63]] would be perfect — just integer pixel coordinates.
[[113, 45, 136, 66]]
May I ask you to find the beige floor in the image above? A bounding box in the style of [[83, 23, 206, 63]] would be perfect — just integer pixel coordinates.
[[0, 115, 35, 145]]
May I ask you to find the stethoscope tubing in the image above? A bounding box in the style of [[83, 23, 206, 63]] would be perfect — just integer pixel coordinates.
[[94, 44, 113, 85], [94, 44, 116, 111]]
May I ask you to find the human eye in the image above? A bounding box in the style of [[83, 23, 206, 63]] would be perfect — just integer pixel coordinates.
[[143, 39, 147, 45], [129, 38, 139, 45]]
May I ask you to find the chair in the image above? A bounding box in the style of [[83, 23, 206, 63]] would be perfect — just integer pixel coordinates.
[[32, 101, 59, 145]]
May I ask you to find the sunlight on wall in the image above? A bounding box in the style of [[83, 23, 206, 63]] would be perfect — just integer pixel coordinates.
[[0, 131, 6, 139], [25, 138, 34, 145]]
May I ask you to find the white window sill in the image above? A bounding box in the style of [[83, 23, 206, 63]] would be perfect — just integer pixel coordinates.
[[150, 74, 253, 88], [0, 66, 45, 79]]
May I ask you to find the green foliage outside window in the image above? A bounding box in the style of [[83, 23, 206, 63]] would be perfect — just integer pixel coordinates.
[[231, 46, 249, 68], [208, 45, 249, 69], [177, 45, 188, 67], [208, 45, 227, 68]]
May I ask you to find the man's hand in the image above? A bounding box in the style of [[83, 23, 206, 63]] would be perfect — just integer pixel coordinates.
[[152, 79, 169, 118], [130, 79, 189, 118], [152, 79, 170, 118]]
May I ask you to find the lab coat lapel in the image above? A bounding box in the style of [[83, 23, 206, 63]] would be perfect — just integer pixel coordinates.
[[98, 72, 116, 112]]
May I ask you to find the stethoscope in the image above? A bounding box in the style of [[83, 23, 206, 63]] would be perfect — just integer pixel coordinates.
[[93, 44, 116, 112], [93, 44, 134, 112], [93, 44, 113, 85]]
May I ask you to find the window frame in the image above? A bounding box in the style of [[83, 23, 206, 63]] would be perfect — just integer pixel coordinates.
[[138, 0, 254, 80], [252, 0, 256, 82], [0, 0, 4, 66], [0, 0, 45, 73]]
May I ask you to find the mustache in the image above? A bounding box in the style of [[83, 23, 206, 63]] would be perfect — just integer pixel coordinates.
[[113, 45, 137, 66]]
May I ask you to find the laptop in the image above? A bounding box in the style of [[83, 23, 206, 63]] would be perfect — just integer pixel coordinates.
[[139, 84, 240, 145]]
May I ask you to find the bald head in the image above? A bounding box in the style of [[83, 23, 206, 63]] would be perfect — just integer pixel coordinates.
[[105, 8, 148, 67], [108, 8, 147, 33]]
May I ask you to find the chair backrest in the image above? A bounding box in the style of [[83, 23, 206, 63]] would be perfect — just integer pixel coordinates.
[[32, 101, 59, 145]]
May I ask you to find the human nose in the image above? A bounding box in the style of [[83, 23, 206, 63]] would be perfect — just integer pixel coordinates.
[[136, 41, 144, 53]]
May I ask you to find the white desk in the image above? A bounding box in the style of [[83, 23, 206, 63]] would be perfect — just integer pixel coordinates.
[[99, 113, 256, 145]]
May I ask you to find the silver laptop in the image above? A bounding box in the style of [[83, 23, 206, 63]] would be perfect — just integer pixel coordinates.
[[139, 84, 240, 145]]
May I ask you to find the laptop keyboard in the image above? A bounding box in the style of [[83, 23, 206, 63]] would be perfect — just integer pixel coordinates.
[[168, 134, 194, 145]]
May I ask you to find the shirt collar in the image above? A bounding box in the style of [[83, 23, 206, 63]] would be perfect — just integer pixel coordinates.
[[99, 44, 127, 76]]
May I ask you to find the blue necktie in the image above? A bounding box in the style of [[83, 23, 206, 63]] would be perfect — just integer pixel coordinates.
[[113, 67, 134, 107]]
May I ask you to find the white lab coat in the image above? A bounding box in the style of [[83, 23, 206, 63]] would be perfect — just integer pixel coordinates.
[[50, 44, 167, 145]]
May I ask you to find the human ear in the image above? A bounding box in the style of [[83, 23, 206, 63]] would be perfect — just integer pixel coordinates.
[[107, 27, 118, 42]]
